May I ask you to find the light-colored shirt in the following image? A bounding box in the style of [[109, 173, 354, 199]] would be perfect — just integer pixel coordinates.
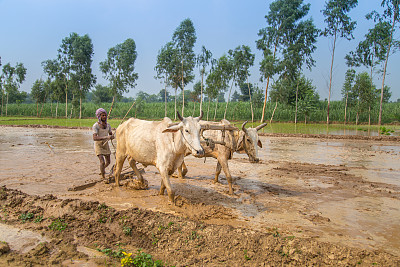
[[93, 122, 112, 137]]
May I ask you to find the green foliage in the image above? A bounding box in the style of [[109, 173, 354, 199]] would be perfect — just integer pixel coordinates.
[[122, 249, 163, 267], [92, 84, 114, 104], [97, 247, 125, 259], [34, 215, 43, 223], [99, 38, 138, 97], [19, 212, 34, 223], [49, 218, 67, 231], [380, 126, 394, 135], [123, 225, 132, 236]]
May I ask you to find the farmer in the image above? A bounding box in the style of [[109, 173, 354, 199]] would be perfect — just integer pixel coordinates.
[[93, 108, 114, 180]]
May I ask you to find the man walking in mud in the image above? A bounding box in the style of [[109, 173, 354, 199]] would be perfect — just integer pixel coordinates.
[[93, 108, 114, 180]]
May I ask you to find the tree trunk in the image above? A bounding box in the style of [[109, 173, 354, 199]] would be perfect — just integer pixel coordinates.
[[224, 75, 235, 119], [344, 92, 348, 125], [6, 93, 8, 116], [174, 87, 177, 120], [247, 75, 254, 123], [368, 106, 371, 126], [181, 60, 185, 117], [295, 78, 299, 124], [379, 6, 397, 126], [260, 42, 277, 123], [1, 88, 4, 116], [79, 96, 82, 119], [356, 112, 359, 125], [36, 102, 39, 117], [70, 94, 74, 118], [56, 101, 59, 118], [214, 100, 218, 121], [39, 97, 45, 118], [200, 71, 204, 115], [207, 98, 210, 121], [327, 30, 337, 125], [270, 100, 278, 124], [164, 78, 167, 117], [65, 84, 68, 119]]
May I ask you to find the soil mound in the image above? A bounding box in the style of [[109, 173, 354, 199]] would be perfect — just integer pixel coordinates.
[[0, 186, 398, 266]]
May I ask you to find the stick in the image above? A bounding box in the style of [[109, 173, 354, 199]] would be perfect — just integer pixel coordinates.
[[119, 101, 136, 125]]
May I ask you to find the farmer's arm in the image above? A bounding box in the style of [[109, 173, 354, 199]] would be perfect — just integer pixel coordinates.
[[92, 123, 111, 141], [93, 133, 111, 141]]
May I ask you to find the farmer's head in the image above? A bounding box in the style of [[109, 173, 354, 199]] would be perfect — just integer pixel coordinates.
[[96, 108, 107, 123]]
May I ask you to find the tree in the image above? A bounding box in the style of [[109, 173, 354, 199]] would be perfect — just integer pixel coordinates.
[[31, 79, 47, 117], [172, 18, 197, 116], [42, 59, 63, 117], [100, 38, 138, 117], [238, 83, 255, 102], [297, 89, 318, 124], [257, 0, 317, 123], [257, 0, 305, 123], [377, 85, 392, 103], [352, 72, 376, 125], [341, 68, 356, 124], [226, 45, 255, 121], [70, 34, 96, 118], [155, 42, 174, 117], [367, 0, 400, 126], [209, 55, 231, 120], [92, 84, 113, 103], [196, 46, 213, 115], [1, 62, 26, 116], [205, 56, 229, 120], [321, 0, 358, 125], [57, 33, 77, 118], [231, 90, 240, 102], [158, 89, 171, 103]]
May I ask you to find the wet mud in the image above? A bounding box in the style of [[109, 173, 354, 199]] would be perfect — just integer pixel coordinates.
[[0, 126, 399, 266]]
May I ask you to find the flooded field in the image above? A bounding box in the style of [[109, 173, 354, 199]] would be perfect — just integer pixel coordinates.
[[0, 126, 399, 265]]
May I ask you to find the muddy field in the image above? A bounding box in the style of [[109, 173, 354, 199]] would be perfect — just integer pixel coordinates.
[[0, 126, 399, 266]]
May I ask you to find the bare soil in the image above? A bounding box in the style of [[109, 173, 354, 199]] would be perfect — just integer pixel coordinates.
[[0, 126, 399, 266]]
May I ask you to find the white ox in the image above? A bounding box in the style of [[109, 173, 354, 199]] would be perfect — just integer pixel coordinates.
[[178, 120, 267, 194], [114, 112, 204, 203]]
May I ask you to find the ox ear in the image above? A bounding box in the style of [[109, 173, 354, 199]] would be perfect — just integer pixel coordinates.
[[257, 140, 262, 148], [162, 123, 181, 133]]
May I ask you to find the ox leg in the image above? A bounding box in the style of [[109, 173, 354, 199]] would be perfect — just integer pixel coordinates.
[[159, 170, 175, 203], [114, 153, 126, 186], [214, 162, 222, 183], [218, 157, 234, 195], [128, 158, 145, 184], [160, 180, 166, 195], [178, 161, 188, 179]]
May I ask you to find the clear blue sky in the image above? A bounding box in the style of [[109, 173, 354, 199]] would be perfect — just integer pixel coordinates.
[[1, 0, 399, 102]]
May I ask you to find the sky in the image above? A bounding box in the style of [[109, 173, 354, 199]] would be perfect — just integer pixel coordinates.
[[0, 0, 399, 102]]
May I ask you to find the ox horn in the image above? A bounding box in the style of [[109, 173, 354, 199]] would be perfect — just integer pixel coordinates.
[[256, 122, 268, 131], [241, 121, 248, 134], [177, 111, 184, 121], [196, 110, 203, 121]]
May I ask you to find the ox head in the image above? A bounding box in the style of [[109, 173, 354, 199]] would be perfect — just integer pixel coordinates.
[[163, 111, 205, 157], [237, 121, 267, 163]]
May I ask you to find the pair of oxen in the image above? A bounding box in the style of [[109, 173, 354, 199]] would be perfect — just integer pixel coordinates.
[[113, 111, 267, 204]]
